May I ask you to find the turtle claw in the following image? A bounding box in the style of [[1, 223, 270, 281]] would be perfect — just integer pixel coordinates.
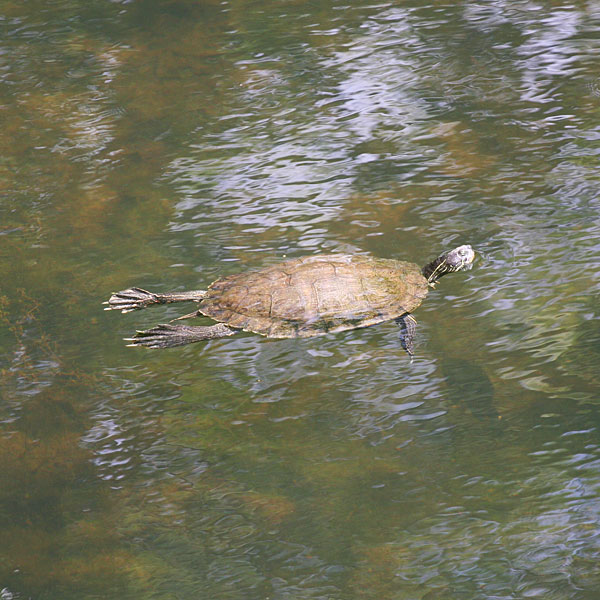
[[125, 322, 235, 348], [124, 323, 193, 349], [104, 288, 159, 313], [124, 324, 177, 348]]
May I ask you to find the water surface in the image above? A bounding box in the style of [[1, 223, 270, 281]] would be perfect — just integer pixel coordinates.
[[1, 1, 600, 598]]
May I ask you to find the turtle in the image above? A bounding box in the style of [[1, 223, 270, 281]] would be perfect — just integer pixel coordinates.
[[104, 244, 475, 356]]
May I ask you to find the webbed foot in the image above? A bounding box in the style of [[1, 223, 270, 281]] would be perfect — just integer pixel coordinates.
[[396, 313, 417, 358], [104, 288, 159, 313], [125, 323, 236, 348]]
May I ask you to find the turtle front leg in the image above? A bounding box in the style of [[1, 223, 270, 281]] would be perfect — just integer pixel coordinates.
[[396, 313, 417, 358], [104, 288, 207, 313], [125, 323, 236, 348]]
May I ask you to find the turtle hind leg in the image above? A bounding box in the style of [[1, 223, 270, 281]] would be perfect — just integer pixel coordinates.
[[396, 313, 417, 358], [104, 288, 160, 313], [104, 288, 207, 313], [125, 322, 236, 349]]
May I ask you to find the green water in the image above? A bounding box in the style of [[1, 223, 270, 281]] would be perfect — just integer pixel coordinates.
[[2, 1, 600, 598]]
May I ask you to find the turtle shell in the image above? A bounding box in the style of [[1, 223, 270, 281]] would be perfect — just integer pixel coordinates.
[[198, 254, 429, 338]]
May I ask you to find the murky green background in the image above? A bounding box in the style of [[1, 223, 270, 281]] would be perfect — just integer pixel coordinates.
[[2, 0, 600, 598]]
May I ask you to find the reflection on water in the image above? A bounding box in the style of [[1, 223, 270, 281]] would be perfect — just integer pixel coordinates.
[[2, 0, 600, 598]]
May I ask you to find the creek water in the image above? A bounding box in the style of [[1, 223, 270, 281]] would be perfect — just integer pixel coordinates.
[[1, 1, 600, 598]]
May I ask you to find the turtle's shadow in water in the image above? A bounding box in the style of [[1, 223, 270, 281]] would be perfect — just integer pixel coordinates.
[[437, 357, 502, 430]]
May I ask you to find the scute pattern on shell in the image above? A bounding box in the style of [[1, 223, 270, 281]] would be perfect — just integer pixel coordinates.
[[198, 254, 429, 338]]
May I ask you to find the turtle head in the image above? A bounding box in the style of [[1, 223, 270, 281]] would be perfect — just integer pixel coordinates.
[[422, 244, 475, 284]]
